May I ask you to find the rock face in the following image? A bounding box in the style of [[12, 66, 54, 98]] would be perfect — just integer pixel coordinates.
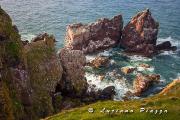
[[133, 74, 160, 96], [121, 9, 176, 57], [59, 48, 88, 97], [0, 7, 63, 120], [65, 15, 123, 53], [0, 7, 26, 120], [24, 33, 63, 118]]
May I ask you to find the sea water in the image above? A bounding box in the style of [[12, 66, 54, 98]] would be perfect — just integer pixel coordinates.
[[1, 0, 180, 99]]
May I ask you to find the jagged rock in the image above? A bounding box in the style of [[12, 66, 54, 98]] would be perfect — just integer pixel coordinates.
[[65, 15, 123, 53], [121, 9, 177, 56], [121, 9, 158, 49], [133, 74, 160, 96], [156, 41, 177, 51], [30, 33, 56, 48], [121, 66, 136, 74], [59, 48, 88, 97], [88, 56, 110, 68]]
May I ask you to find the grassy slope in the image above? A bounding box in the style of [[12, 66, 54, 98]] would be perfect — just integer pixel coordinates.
[[45, 81, 180, 120]]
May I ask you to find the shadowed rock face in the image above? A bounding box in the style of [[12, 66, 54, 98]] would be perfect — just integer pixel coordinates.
[[0, 7, 63, 119], [59, 48, 88, 97], [65, 15, 123, 53]]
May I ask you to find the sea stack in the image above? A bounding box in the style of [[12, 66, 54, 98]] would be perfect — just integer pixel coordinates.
[[121, 9, 176, 57], [65, 15, 123, 53], [121, 9, 159, 56]]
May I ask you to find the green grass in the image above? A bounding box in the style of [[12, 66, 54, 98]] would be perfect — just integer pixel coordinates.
[[44, 82, 180, 120]]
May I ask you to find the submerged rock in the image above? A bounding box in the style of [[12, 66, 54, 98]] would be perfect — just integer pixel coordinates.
[[59, 48, 88, 97], [133, 74, 160, 96], [65, 15, 123, 53]]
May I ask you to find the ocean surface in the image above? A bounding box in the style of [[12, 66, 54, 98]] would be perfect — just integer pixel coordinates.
[[1, 0, 180, 99]]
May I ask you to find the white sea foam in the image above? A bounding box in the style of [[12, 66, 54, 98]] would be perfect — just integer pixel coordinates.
[[98, 49, 112, 57], [86, 55, 96, 63], [129, 55, 152, 62], [85, 72, 133, 100], [157, 36, 180, 47], [21, 34, 36, 41], [137, 66, 154, 72]]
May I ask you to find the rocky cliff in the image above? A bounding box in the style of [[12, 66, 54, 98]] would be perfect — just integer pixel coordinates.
[[0, 7, 63, 120], [58, 48, 88, 97]]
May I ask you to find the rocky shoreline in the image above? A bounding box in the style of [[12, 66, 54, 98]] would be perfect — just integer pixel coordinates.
[[0, 7, 179, 120]]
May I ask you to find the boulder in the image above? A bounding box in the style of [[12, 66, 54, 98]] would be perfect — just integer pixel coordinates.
[[98, 86, 116, 100], [121, 66, 136, 74], [133, 74, 160, 96], [65, 15, 123, 53], [59, 48, 88, 97], [156, 41, 177, 51], [88, 56, 110, 68]]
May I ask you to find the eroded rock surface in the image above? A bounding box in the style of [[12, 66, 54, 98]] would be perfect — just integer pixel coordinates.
[[133, 73, 160, 96], [59, 48, 88, 97], [121, 9, 176, 57], [65, 15, 123, 53]]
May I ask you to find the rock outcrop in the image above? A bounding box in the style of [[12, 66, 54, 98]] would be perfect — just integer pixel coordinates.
[[133, 74, 160, 96], [65, 15, 123, 53], [87, 56, 110, 68], [121, 66, 136, 75], [24, 33, 63, 118], [59, 48, 88, 97], [121, 9, 176, 57]]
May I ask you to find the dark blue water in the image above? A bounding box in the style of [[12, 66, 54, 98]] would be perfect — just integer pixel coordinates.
[[0, 0, 180, 47], [1, 0, 180, 99]]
